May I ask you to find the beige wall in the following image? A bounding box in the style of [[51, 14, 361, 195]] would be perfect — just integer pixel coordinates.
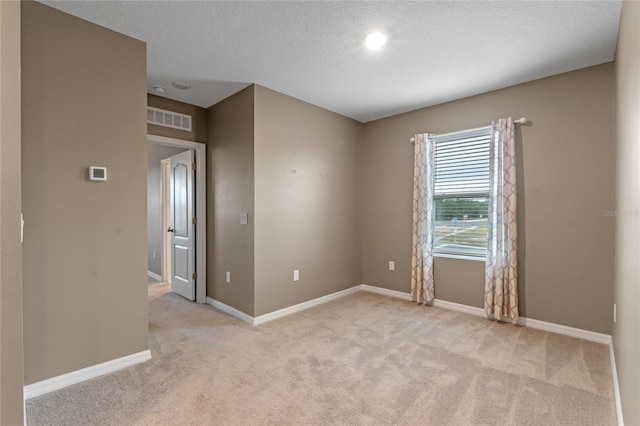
[[22, 2, 149, 384], [253, 85, 363, 316], [0, 1, 24, 423], [613, 2, 640, 424], [207, 86, 256, 315], [148, 94, 208, 143], [362, 64, 615, 334]]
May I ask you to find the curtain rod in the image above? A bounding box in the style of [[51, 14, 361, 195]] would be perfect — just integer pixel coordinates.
[[410, 117, 530, 143]]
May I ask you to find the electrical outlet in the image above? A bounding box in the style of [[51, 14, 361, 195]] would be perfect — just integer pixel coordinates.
[[226, 271, 231, 283], [293, 270, 300, 282], [389, 261, 395, 271], [614, 304, 617, 323]]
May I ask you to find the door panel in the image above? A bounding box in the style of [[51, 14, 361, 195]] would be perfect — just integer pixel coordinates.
[[169, 150, 195, 300], [173, 163, 189, 237], [173, 245, 189, 284]]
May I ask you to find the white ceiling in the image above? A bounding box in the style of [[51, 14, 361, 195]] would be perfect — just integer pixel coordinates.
[[42, 1, 622, 123]]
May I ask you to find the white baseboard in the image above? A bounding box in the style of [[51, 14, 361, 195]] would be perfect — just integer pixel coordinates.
[[208, 282, 613, 344], [360, 284, 412, 301], [206, 297, 254, 324], [433, 298, 486, 318], [147, 271, 162, 281], [207, 286, 362, 326], [359, 283, 612, 345], [253, 286, 361, 325], [518, 316, 612, 345], [24, 349, 151, 400]]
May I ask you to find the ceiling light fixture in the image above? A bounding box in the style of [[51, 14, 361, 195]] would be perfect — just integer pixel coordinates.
[[153, 85, 166, 94], [172, 81, 191, 90], [365, 32, 387, 51]]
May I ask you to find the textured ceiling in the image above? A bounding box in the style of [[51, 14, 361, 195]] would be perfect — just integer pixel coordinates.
[[42, 1, 621, 123]]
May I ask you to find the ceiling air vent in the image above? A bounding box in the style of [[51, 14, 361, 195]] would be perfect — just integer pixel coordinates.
[[147, 106, 192, 132]]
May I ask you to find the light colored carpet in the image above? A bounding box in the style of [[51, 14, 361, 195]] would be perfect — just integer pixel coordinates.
[[26, 283, 617, 425]]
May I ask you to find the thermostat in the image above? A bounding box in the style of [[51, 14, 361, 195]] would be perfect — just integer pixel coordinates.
[[89, 166, 107, 181]]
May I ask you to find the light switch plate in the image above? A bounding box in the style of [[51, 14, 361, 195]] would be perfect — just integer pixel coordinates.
[[293, 270, 300, 281], [389, 261, 395, 271], [240, 213, 248, 225], [225, 271, 231, 283]]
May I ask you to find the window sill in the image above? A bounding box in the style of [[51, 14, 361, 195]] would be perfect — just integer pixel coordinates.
[[433, 253, 486, 262]]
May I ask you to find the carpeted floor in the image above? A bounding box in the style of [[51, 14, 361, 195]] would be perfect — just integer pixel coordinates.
[[26, 282, 617, 425]]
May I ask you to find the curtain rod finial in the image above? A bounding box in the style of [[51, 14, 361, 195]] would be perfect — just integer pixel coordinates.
[[514, 117, 532, 126]]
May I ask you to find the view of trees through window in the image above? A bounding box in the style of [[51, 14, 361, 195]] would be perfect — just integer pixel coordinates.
[[434, 196, 489, 256]]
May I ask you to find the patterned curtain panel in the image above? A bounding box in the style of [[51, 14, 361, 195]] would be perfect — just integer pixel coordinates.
[[411, 133, 435, 304], [484, 118, 519, 322]]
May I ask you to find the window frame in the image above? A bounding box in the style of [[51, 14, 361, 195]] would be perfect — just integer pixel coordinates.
[[431, 125, 492, 259]]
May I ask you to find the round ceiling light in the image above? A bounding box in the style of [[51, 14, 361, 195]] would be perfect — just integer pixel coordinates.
[[172, 81, 192, 90], [153, 85, 166, 94], [365, 32, 387, 50]]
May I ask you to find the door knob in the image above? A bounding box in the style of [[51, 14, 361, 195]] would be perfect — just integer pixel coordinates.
[[167, 227, 174, 233]]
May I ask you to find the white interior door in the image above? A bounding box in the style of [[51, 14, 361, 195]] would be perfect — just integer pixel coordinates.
[[169, 150, 195, 300], [161, 158, 171, 282]]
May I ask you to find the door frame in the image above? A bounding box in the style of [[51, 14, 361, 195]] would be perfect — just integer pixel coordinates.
[[148, 134, 206, 304], [161, 158, 172, 283]]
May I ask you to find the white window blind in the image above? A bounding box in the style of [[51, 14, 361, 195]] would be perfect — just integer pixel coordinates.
[[433, 126, 491, 257]]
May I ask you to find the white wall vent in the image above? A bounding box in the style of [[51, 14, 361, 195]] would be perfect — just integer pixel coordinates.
[[147, 106, 192, 132]]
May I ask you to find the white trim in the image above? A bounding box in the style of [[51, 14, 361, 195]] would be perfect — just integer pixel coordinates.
[[206, 286, 363, 326], [434, 125, 493, 143], [161, 158, 172, 282], [609, 342, 624, 426], [360, 284, 411, 301], [206, 297, 254, 324], [433, 298, 486, 318], [147, 270, 162, 281], [147, 135, 207, 304], [517, 316, 612, 345], [253, 286, 361, 325], [209, 282, 614, 344], [434, 253, 486, 262], [359, 284, 613, 344], [24, 350, 151, 400]]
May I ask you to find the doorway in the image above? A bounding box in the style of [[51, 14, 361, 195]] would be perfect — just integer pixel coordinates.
[[147, 134, 207, 303]]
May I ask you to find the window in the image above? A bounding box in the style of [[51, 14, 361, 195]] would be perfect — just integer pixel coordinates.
[[432, 126, 491, 257]]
